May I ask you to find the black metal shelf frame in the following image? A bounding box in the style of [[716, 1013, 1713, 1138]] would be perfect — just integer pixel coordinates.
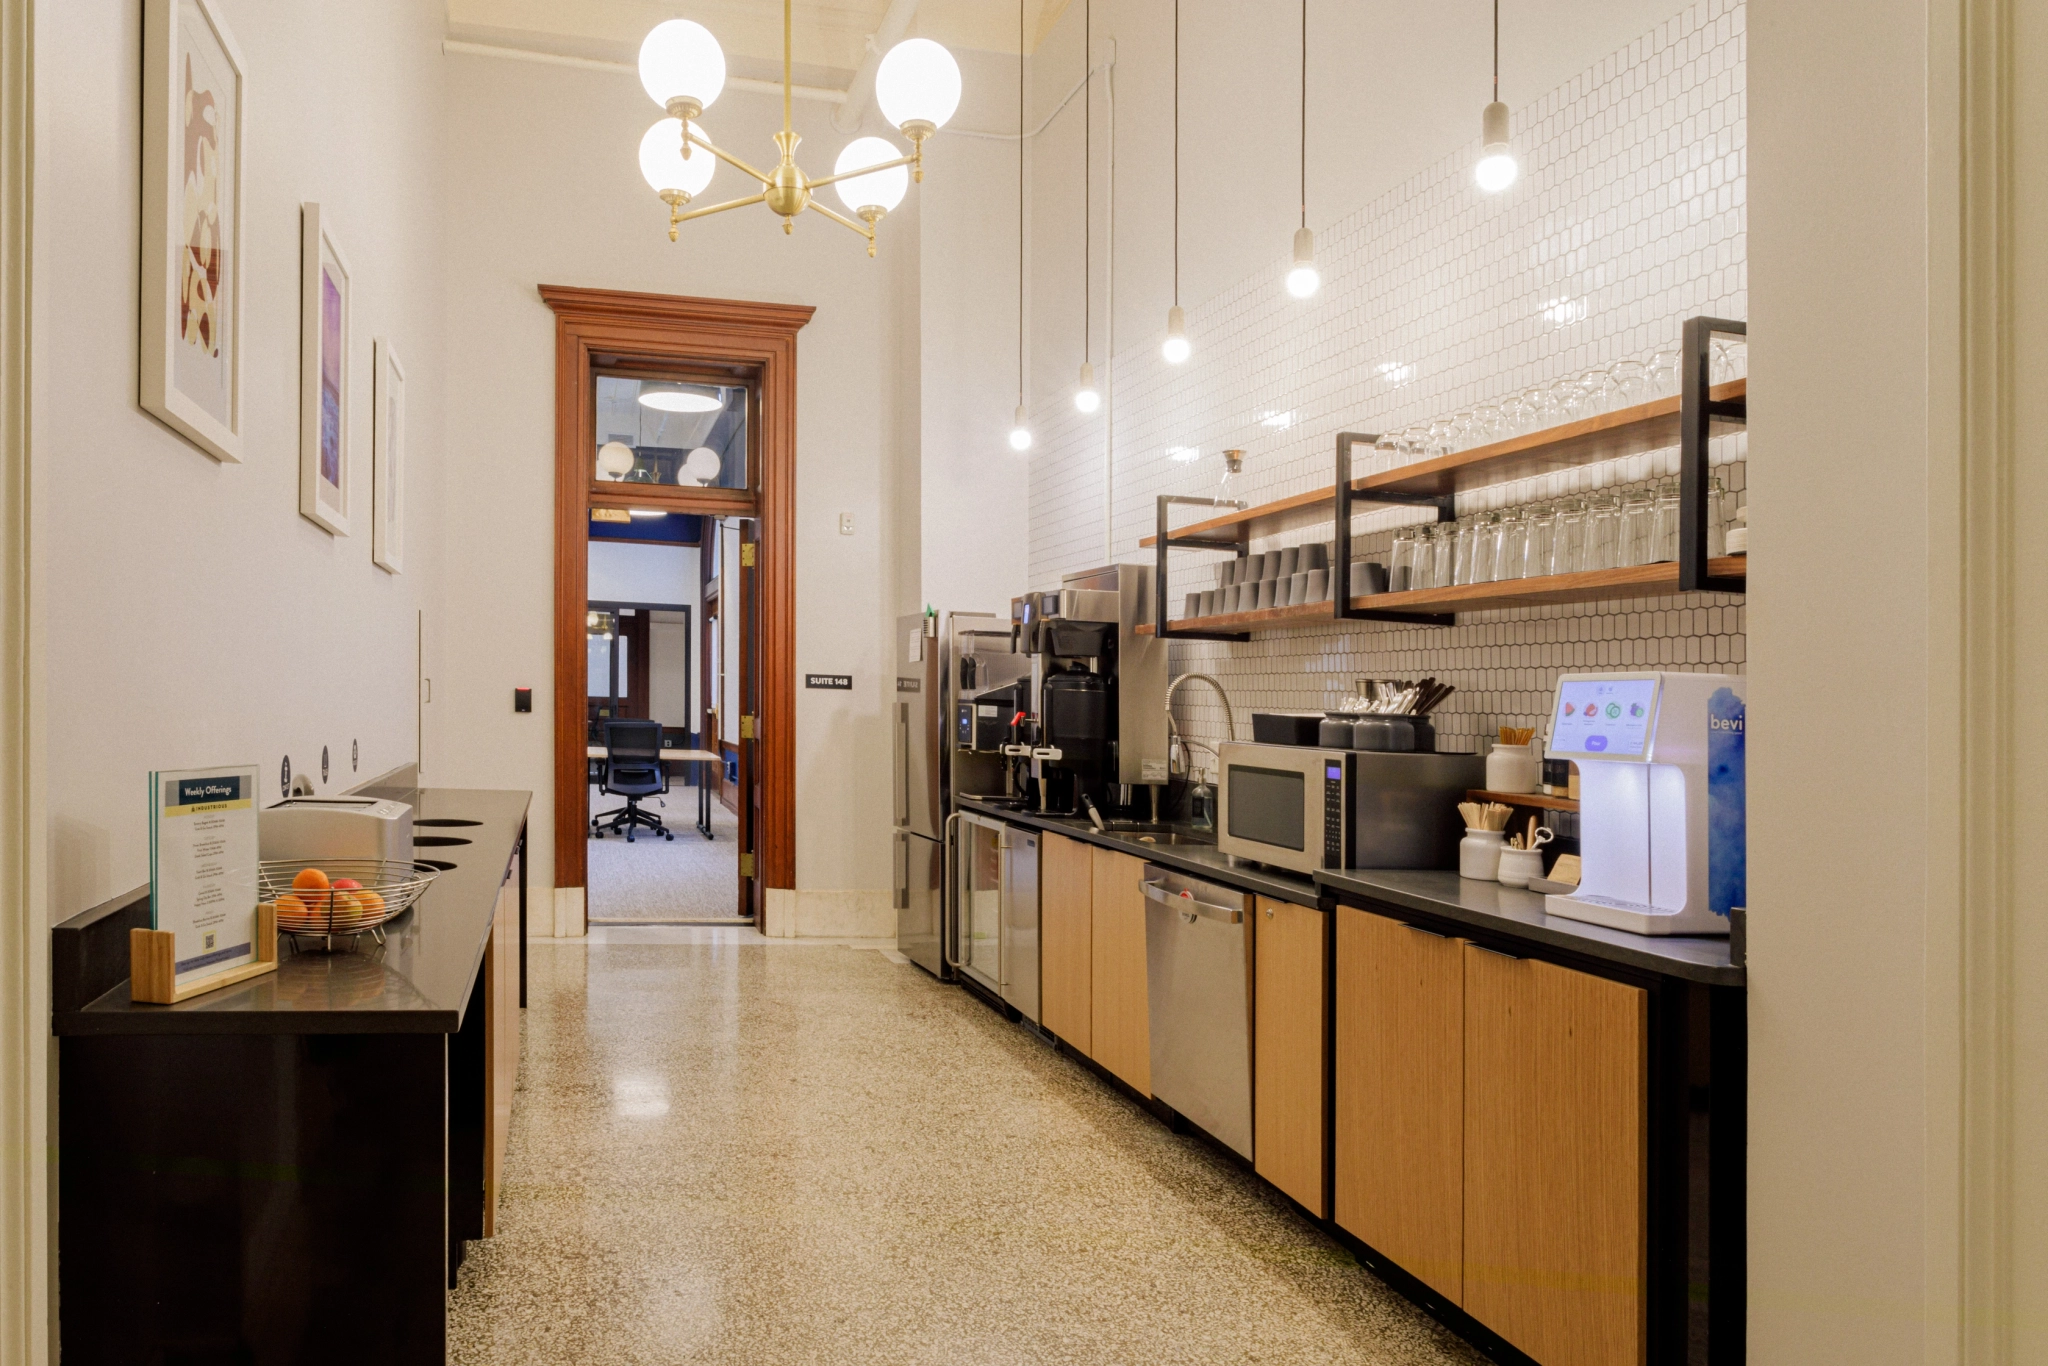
[[1332, 430, 1457, 626], [1152, 494, 1253, 642], [1680, 315, 1748, 592]]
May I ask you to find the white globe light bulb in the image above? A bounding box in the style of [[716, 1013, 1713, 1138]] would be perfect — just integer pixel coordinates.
[[833, 137, 910, 215], [1008, 405, 1033, 452], [598, 441, 637, 478], [1285, 226, 1320, 299], [1074, 361, 1101, 414], [874, 38, 962, 131], [1161, 305, 1191, 364], [639, 119, 715, 199], [683, 447, 722, 484], [639, 19, 726, 113], [1475, 101, 1517, 192]]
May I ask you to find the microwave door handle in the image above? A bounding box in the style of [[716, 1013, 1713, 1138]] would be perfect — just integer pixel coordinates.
[[1140, 879, 1245, 924]]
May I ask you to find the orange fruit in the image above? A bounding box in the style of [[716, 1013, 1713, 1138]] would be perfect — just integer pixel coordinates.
[[292, 867, 331, 913], [352, 889, 387, 917], [292, 867, 330, 891], [275, 893, 309, 923]]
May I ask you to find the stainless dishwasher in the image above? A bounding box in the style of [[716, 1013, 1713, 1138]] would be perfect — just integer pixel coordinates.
[[1142, 865, 1253, 1159]]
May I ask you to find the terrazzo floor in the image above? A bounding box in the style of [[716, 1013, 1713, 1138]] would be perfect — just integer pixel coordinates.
[[448, 926, 1485, 1366]]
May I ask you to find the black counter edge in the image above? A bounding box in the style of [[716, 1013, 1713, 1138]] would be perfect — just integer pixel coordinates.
[[1319, 877, 1746, 987], [53, 1000, 464, 1036]]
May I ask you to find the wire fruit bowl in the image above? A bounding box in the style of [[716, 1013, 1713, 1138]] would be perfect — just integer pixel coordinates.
[[258, 858, 439, 950]]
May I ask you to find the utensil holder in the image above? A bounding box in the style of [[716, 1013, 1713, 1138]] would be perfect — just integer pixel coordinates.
[[1497, 846, 1545, 888]]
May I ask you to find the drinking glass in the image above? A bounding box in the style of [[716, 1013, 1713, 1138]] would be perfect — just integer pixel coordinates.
[[1585, 494, 1623, 571], [1389, 529, 1415, 592], [1430, 524, 1456, 590], [1707, 476, 1728, 557], [1522, 503, 1556, 578], [1474, 403, 1505, 444], [1649, 479, 1681, 563], [1450, 410, 1478, 450], [1471, 513, 1499, 584], [1610, 358, 1647, 407], [1372, 433, 1399, 473], [1451, 520, 1478, 585], [1619, 492, 1656, 567], [1495, 509, 1527, 582], [1498, 392, 1529, 435], [1647, 347, 1681, 397], [1523, 385, 1556, 432], [1552, 498, 1588, 574], [1712, 338, 1748, 384], [1424, 419, 1453, 460], [1407, 527, 1433, 590]]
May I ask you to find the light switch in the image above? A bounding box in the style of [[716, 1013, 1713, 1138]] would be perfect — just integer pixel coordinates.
[[839, 513, 855, 535]]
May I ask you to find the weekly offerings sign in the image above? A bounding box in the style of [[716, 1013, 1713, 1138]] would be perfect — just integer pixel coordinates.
[[149, 765, 259, 983]]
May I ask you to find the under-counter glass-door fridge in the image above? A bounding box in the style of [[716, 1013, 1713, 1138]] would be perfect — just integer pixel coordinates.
[[955, 811, 1039, 1023]]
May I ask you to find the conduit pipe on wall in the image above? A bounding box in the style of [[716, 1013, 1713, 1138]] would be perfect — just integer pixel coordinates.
[[832, 0, 922, 132], [440, 40, 849, 103]]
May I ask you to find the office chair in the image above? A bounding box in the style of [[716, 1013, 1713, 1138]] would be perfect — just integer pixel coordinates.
[[590, 719, 672, 842]]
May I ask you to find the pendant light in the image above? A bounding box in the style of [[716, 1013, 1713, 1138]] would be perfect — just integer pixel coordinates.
[[1284, 1, 1320, 299], [1008, 0, 1034, 452], [1475, 0, 1518, 192], [1160, 0, 1190, 364], [1074, 0, 1101, 415]]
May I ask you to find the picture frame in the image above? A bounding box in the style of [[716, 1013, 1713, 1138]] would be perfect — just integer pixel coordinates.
[[299, 202, 351, 535], [139, 0, 247, 464], [372, 339, 405, 573]]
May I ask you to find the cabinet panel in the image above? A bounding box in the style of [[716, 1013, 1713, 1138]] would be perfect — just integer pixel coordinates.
[[483, 875, 521, 1235], [1334, 908, 1466, 1303], [1463, 948, 1647, 1366], [1088, 846, 1150, 1094], [1254, 897, 1328, 1215], [1040, 832, 1094, 1052]]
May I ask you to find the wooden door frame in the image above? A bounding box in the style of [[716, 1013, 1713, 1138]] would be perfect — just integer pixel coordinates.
[[542, 285, 811, 926]]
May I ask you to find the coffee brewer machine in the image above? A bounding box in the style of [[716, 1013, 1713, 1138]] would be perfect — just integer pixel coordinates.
[[960, 565, 1167, 815]]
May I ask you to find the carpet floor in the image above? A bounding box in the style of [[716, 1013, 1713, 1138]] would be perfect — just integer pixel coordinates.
[[586, 783, 742, 922]]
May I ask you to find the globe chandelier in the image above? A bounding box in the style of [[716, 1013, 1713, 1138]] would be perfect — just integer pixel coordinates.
[[635, 1, 963, 257]]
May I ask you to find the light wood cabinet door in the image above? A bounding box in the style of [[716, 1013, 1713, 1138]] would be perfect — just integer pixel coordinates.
[[1254, 897, 1328, 1215], [1463, 946, 1647, 1366], [1334, 908, 1466, 1303], [1039, 832, 1094, 1053], [1088, 846, 1150, 1094], [483, 875, 521, 1235]]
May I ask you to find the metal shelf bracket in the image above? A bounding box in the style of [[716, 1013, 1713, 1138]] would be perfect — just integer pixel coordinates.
[[1333, 432, 1456, 627], [1680, 316, 1749, 594]]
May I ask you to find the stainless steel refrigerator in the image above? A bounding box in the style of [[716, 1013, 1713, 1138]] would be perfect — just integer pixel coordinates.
[[891, 611, 1025, 977]]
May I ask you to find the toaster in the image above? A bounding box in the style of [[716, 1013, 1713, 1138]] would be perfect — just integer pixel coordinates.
[[259, 797, 415, 865]]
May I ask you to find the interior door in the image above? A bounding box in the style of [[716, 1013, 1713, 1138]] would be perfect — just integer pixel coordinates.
[[736, 516, 759, 919]]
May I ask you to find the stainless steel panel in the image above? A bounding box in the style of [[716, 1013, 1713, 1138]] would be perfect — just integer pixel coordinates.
[[896, 831, 944, 976], [1052, 565, 1169, 787], [945, 613, 1024, 802], [895, 613, 941, 839], [955, 813, 1005, 995], [1142, 865, 1253, 1159], [1000, 827, 1040, 1023], [1349, 750, 1487, 868]]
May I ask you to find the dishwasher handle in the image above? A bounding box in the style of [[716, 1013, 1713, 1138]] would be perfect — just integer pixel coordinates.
[[1141, 879, 1244, 924]]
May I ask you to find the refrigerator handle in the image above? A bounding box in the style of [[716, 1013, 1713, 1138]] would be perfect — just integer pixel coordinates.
[[941, 812, 964, 970], [892, 831, 908, 910], [893, 701, 910, 827]]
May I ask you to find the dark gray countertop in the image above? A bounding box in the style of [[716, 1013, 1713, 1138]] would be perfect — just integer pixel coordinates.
[[1317, 868, 1743, 986], [953, 797, 1741, 986], [53, 787, 530, 1036], [956, 797, 1323, 906]]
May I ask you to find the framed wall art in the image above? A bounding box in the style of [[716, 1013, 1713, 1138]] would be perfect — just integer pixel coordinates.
[[140, 0, 246, 463], [299, 202, 351, 535], [372, 338, 405, 572]]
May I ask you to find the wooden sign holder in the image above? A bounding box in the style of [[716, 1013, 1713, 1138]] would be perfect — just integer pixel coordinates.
[[131, 903, 279, 1004]]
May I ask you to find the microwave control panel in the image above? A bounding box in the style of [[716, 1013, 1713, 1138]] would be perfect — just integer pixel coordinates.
[[1322, 759, 1347, 867]]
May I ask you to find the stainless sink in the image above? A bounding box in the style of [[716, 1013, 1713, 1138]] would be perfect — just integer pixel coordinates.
[[1098, 821, 1214, 847], [1125, 832, 1214, 847]]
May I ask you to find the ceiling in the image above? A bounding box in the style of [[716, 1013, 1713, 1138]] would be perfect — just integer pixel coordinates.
[[446, 0, 1071, 82]]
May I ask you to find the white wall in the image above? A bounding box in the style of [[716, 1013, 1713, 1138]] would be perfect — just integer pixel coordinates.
[[646, 609, 690, 730], [32, 0, 446, 920], [434, 55, 916, 923]]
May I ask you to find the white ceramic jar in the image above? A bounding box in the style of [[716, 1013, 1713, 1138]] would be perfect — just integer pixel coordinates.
[[1459, 828, 1505, 881], [1484, 741, 1542, 795], [1496, 846, 1545, 888]]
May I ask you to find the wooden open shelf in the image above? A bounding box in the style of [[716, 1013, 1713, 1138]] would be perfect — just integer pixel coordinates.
[[1139, 379, 1747, 549], [1137, 556, 1747, 635], [1468, 789, 1580, 813]]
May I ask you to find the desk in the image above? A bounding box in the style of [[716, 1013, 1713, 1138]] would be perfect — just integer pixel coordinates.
[[587, 745, 721, 838]]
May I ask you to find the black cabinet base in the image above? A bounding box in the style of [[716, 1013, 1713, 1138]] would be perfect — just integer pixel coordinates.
[[58, 1031, 449, 1366]]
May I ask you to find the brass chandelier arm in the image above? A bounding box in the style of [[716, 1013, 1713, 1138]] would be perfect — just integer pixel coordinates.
[[804, 198, 873, 239], [683, 128, 776, 186], [671, 190, 772, 225], [804, 151, 919, 192]]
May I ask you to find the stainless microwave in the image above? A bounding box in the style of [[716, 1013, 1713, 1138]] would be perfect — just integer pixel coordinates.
[[1216, 741, 1483, 874]]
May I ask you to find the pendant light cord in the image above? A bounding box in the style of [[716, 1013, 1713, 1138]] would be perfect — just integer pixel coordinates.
[[1493, 0, 1500, 102], [1083, 0, 1090, 365], [1172, 0, 1180, 307], [1018, 0, 1025, 407], [1299, 0, 1307, 228]]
